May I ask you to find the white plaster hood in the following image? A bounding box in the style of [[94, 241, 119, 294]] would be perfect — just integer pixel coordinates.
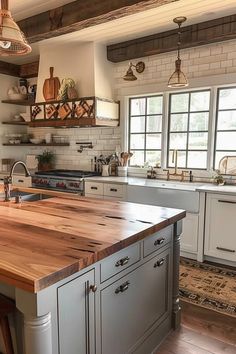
[[36, 42, 114, 102]]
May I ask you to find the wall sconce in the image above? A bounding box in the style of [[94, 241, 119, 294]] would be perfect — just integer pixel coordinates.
[[123, 61, 145, 81], [168, 16, 188, 88]]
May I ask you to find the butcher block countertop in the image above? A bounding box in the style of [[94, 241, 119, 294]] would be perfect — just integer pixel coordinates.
[[0, 196, 185, 293]]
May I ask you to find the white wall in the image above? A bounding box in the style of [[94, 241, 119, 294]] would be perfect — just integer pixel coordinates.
[[94, 43, 114, 99], [36, 42, 96, 102]]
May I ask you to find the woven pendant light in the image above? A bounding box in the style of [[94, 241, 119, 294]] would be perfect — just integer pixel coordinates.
[[0, 0, 31, 56]]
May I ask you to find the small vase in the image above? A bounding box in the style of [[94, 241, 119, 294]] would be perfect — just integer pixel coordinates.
[[102, 165, 109, 177], [38, 163, 53, 171], [117, 166, 128, 177]]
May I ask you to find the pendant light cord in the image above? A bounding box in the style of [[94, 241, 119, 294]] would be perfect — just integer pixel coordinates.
[[177, 22, 182, 60]]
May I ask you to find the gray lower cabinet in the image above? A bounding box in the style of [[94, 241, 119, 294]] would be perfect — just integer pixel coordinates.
[[58, 269, 95, 354], [100, 248, 171, 354]]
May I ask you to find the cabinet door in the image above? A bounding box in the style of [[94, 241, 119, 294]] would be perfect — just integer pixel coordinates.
[[181, 213, 198, 253], [100, 248, 171, 354], [205, 193, 236, 262], [58, 270, 95, 354]]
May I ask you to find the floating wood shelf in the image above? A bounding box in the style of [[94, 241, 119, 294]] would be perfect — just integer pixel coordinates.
[[2, 100, 35, 106], [2, 121, 29, 126], [3, 143, 69, 147]]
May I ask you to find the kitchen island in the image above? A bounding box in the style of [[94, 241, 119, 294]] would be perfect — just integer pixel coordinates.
[[0, 195, 185, 354]]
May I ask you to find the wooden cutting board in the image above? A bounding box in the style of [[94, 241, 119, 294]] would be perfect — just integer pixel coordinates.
[[43, 67, 60, 101]]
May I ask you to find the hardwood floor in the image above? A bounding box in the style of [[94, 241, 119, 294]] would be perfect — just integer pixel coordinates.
[[156, 325, 236, 354], [155, 302, 236, 354]]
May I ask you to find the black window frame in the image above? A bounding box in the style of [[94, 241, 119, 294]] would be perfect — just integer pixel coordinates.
[[214, 86, 236, 170], [167, 89, 211, 170], [128, 95, 163, 167]]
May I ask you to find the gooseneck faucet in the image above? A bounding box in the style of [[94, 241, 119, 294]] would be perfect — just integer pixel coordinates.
[[4, 161, 31, 202]]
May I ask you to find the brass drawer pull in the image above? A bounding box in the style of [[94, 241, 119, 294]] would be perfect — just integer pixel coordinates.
[[90, 284, 97, 293], [154, 258, 165, 268], [110, 188, 118, 192], [115, 256, 130, 267], [218, 200, 236, 204], [216, 246, 235, 253], [154, 238, 165, 246], [115, 281, 130, 294], [91, 186, 98, 190]]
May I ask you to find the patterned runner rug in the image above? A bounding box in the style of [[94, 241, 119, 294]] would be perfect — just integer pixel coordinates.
[[179, 258, 236, 318]]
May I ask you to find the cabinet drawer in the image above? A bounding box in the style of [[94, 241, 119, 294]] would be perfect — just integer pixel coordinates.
[[104, 183, 125, 198], [100, 243, 141, 282], [143, 226, 172, 257], [85, 181, 103, 196]]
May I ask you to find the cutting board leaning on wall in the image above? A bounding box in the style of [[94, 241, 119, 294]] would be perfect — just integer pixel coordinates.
[[43, 67, 60, 101]]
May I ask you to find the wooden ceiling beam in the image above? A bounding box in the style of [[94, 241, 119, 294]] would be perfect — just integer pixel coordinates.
[[17, 0, 177, 43], [107, 14, 236, 62], [0, 61, 39, 78]]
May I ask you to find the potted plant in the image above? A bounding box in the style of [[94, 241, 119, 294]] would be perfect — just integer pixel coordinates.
[[36, 150, 55, 171]]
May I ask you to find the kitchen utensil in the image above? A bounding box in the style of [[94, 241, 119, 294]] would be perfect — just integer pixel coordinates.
[[43, 67, 60, 102]]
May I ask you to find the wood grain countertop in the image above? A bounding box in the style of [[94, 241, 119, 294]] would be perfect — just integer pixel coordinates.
[[0, 196, 185, 293]]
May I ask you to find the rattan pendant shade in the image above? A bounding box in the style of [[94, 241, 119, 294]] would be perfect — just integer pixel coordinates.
[[0, 0, 31, 56]]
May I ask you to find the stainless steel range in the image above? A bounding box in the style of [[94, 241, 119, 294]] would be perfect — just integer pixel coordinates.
[[32, 170, 100, 195]]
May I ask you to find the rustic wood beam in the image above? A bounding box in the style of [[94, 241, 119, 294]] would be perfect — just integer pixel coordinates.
[[19, 61, 39, 78], [107, 14, 236, 62], [17, 0, 177, 43], [0, 61, 39, 78], [0, 61, 20, 77]]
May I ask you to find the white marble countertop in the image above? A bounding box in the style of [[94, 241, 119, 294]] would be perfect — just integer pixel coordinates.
[[85, 176, 236, 194]]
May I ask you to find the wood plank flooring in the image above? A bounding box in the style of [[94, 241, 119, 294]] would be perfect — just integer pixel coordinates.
[[156, 325, 236, 354]]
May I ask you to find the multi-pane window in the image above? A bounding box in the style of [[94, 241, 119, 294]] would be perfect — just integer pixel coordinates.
[[129, 95, 163, 166], [168, 90, 210, 169], [214, 87, 236, 169]]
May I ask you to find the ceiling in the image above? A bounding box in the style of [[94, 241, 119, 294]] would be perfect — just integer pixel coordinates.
[[11, 0, 73, 21], [4, 0, 236, 64]]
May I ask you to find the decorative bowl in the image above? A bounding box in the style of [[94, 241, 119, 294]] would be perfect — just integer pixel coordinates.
[[30, 138, 44, 145], [8, 93, 27, 101]]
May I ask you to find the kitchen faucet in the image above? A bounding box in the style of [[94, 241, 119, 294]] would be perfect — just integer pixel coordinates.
[[163, 149, 191, 182], [172, 149, 178, 175], [4, 161, 31, 202]]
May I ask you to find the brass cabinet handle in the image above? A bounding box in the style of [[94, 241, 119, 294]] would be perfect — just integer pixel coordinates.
[[216, 246, 235, 253], [89, 284, 97, 293], [110, 188, 118, 192], [218, 200, 236, 204], [91, 186, 98, 190], [115, 281, 130, 294], [154, 258, 165, 268], [154, 238, 165, 246], [115, 256, 130, 267]]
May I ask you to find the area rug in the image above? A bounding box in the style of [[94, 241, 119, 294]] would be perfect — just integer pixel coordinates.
[[179, 258, 236, 318]]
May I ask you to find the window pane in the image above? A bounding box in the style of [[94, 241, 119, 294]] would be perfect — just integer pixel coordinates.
[[171, 93, 189, 113], [130, 116, 145, 133], [130, 151, 144, 166], [130, 134, 145, 149], [189, 113, 209, 131], [219, 88, 236, 110], [188, 132, 208, 150], [147, 115, 162, 132], [147, 96, 162, 114], [217, 111, 236, 130], [169, 133, 187, 150], [168, 150, 186, 168], [146, 134, 162, 149], [170, 114, 188, 132], [146, 151, 161, 166], [215, 152, 236, 170], [187, 152, 207, 169], [130, 98, 146, 116], [216, 132, 236, 150], [190, 91, 210, 111]]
